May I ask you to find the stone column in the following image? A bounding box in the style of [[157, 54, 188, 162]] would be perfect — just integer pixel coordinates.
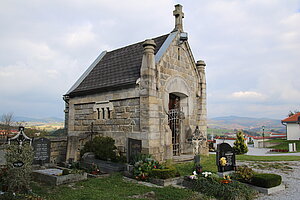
[[139, 39, 162, 160], [196, 60, 209, 155]]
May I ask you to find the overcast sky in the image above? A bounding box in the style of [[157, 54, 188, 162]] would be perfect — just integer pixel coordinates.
[[0, 0, 299, 120]]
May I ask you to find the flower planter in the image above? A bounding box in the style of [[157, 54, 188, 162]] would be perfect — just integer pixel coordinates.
[[32, 169, 87, 186]]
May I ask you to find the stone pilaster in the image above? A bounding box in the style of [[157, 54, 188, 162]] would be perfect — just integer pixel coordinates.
[[196, 60, 208, 155], [140, 39, 162, 160]]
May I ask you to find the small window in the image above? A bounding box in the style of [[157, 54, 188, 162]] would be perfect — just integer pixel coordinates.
[[178, 47, 180, 60], [102, 108, 105, 119], [107, 107, 111, 119], [97, 108, 100, 119]]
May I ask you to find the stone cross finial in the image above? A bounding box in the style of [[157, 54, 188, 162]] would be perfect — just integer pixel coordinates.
[[173, 4, 184, 32]]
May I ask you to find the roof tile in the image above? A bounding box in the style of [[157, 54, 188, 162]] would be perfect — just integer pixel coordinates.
[[69, 34, 169, 96]]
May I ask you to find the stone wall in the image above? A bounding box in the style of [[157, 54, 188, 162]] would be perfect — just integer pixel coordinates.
[[66, 87, 141, 161], [50, 137, 67, 164]]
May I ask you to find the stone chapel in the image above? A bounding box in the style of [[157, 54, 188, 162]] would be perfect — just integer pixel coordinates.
[[63, 4, 208, 162]]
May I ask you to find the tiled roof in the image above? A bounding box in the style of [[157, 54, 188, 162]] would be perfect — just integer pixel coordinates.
[[282, 112, 300, 123], [68, 34, 169, 96]]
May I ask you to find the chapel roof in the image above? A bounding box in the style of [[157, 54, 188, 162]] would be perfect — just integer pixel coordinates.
[[67, 34, 169, 97], [282, 112, 300, 123]]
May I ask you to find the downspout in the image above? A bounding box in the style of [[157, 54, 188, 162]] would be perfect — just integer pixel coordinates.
[[281, 121, 287, 139]]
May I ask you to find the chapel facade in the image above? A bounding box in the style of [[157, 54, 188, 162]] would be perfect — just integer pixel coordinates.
[[63, 4, 208, 162]]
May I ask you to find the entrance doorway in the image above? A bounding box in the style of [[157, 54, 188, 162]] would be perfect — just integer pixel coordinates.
[[168, 94, 182, 156]]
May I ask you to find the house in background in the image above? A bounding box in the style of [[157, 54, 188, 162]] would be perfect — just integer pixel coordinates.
[[282, 112, 300, 140], [63, 4, 208, 162]]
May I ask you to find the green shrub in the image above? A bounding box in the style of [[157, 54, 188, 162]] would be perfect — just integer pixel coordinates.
[[133, 155, 163, 180], [188, 177, 256, 200], [234, 165, 254, 182], [130, 154, 152, 165], [80, 136, 118, 161], [4, 144, 33, 193], [233, 130, 248, 154], [251, 173, 282, 188], [150, 168, 177, 179]]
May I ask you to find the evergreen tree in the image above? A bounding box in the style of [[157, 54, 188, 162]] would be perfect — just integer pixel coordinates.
[[233, 130, 248, 154]]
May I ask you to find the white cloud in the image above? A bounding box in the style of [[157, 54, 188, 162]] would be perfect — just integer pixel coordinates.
[[0, 0, 300, 119], [231, 91, 266, 101], [64, 23, 96, 47]]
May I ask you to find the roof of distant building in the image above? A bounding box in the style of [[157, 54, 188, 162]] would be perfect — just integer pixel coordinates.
[[67, 34, 169, 97], [282, 112, 300, 123]]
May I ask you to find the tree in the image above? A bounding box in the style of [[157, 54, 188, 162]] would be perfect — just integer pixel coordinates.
[[288, 110, 300, 117], [233, 130, 248, 154], [1, 112, 14, 135]]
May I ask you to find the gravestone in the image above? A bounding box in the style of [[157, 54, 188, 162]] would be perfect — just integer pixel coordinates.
[[127, 138, 142, 163], [216, 143, 236, 172], [33, 137, 51, 165]]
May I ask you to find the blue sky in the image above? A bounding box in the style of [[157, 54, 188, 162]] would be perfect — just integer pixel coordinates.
[[0, 0, 299, 119]]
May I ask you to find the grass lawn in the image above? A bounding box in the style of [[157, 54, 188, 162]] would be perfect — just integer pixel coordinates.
[[32, 174, 203, 200], [236, 154, 300, 161], [175, 154, 300, 176], [175, 155, 217, 176], [30, 154, 300, 200], [266, 139, 300, 152]]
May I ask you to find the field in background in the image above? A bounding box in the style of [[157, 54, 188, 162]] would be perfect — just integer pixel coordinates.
[[25, 122, 64, 132]]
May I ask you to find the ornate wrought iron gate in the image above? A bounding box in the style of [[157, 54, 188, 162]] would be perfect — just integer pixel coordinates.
[[168, 108, 183, 156]]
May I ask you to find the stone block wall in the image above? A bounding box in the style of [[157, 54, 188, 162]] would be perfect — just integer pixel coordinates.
[[147, 32, 208, 160], [50, 137, 67, 164], [66, 88, 142, 161]]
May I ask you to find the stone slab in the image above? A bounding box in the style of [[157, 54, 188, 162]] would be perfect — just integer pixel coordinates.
[[245, 183, 285, 195], [149, 176, 183, 186], [32, 168, 87, 186]]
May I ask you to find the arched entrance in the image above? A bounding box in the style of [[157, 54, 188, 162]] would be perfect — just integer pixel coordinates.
[[168, 93, 185, 156]]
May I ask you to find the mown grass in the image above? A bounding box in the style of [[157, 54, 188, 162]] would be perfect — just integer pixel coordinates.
[[175, 154, 300, 176], [237, 154, 300, 161], [174, 154, 217, 176], [266, 139, 300, 152], [31, 173, 203, 200]]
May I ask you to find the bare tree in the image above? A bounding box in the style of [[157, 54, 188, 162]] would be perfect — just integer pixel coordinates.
[[1, 112, 14, 135]]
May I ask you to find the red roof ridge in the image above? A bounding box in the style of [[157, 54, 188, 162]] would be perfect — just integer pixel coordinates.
[[282, 112, 300, 123]]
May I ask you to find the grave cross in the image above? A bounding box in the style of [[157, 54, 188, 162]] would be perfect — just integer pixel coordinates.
[[8, 126, 33, 146], [192, 126, 206, 155]]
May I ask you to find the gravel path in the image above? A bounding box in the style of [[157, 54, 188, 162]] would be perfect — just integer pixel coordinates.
[[238, 161, 300, 200]]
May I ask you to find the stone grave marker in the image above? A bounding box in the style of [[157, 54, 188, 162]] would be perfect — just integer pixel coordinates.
[[33, 137, 51, 165], [216, 142, 236, 172], [128, 138, 142, 162]]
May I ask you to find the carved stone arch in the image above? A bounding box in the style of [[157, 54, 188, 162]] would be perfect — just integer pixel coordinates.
[[163, 76, 193, 115]]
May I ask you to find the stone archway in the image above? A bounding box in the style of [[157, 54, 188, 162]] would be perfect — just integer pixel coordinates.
[[163, 76, 193, 156], [163, 76, 193, 115]]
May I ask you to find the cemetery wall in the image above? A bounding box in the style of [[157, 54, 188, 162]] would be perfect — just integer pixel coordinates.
[[50, 137, 67, 164]]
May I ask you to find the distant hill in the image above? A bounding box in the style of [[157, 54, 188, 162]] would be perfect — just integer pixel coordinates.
[[208, 116, 284, 132], [14, 116, 64, 123]]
